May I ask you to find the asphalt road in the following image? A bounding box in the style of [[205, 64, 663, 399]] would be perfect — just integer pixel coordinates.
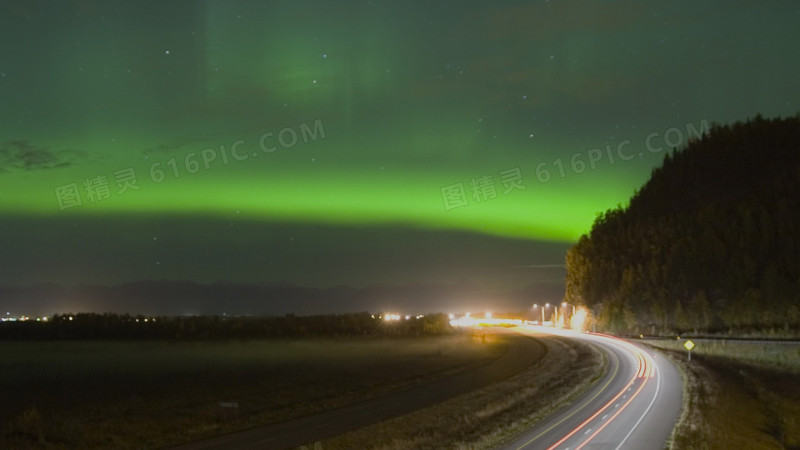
[[501, 326, 683, 450], [171, 329, 546, 450]]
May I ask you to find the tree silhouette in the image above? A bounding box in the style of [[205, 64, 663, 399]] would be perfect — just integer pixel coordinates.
[[565, 116, 800, 335]]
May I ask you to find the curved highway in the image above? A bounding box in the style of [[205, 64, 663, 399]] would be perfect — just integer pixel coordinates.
[[502, 326, 682, 450]]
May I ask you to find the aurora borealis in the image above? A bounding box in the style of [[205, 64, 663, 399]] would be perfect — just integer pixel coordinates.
[[1, 1, 798, 294]]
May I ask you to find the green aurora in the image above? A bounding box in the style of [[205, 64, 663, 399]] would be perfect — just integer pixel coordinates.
[[0, 0, 798, 289]]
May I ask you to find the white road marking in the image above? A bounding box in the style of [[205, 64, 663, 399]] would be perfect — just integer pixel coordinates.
[[615, 360, 662, 450]]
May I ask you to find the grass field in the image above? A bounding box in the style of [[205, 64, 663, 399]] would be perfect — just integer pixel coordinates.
[[320, 332, 605, 449], [643, 339, 800, 449], [0, 334, 505, 449], [644, 338, 800, 372]]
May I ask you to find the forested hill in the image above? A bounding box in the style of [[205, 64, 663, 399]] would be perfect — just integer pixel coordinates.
[[566, 115, 800, 335]]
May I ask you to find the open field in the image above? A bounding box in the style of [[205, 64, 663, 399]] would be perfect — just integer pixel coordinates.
[[643, 339, 800, 449], [643, 338, 800, 372], [0, 334, 504, 449], [320, 332, 605, 449]]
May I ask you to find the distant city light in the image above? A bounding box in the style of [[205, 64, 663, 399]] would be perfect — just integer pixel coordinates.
[[0, 314, 53, 322], [449, 314, 523, 328]]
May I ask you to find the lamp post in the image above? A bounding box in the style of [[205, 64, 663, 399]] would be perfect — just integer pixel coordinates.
[[533, 304, 544, 324]]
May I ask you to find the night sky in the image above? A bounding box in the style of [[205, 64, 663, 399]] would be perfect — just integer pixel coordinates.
[[1, 1, 798, 293]]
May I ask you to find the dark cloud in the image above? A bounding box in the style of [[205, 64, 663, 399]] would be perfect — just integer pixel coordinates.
[[0, 140, 86, 173]]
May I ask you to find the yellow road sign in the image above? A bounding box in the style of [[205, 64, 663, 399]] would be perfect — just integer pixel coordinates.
[[684, 340, 695, 351]]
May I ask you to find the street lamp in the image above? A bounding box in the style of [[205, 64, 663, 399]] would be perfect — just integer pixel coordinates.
[[533, 304, 544, 324]]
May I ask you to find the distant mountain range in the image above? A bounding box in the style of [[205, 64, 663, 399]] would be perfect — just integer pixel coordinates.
[[0, 280, 565, 317]]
